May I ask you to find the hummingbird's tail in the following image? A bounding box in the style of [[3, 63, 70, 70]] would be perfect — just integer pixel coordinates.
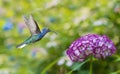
[[16, 43, 27, 48]]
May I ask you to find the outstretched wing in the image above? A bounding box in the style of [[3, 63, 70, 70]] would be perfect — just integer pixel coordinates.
[[23, 15, 41, 35]]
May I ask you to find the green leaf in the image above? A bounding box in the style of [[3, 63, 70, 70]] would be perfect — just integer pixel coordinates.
[[67, 59, 89, 74], [41, 58, 60, 74]]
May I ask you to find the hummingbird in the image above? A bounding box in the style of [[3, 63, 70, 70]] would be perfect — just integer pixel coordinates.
[[17, 15, 53, 48]]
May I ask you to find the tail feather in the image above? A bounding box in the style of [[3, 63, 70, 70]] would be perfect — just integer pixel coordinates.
[[16, 43, 27, 48]]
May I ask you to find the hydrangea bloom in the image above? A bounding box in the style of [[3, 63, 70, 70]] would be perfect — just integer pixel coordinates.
[[66, 34, 116, 62]]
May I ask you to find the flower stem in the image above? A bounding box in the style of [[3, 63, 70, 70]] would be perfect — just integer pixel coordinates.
[[90, 55, 93, 74]]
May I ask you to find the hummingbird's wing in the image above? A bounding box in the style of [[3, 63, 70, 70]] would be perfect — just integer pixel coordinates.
[[23, 15, 41, 35]]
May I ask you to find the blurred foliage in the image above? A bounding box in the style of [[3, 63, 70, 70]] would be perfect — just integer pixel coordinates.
[[0, 0, 120, 74]]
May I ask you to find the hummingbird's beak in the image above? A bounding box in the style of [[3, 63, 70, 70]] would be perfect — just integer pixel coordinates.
[[49, 29, 57, 34]]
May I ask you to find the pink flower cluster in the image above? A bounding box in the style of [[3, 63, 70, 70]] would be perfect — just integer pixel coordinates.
[[66, 34, 116, 62]]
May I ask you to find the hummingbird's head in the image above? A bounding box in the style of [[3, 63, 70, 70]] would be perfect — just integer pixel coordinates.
[[42, 28, 51, 33], [42, 28, 57, 34]]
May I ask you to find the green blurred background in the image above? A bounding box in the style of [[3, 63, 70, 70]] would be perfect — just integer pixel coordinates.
[[0, 0, 120, 74]]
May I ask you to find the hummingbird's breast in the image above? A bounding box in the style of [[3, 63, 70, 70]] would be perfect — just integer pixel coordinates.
[[25, 35, 40, 44], [33, 34, 42, 42], [25, 32, 48, 44], [33, 32, 46, 42]]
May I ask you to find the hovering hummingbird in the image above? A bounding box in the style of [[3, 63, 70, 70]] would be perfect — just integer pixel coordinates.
[[17, 15, 55, 48]]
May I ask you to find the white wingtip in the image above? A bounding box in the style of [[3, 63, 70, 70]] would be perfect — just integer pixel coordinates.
[[17, 44, 27, 48]]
